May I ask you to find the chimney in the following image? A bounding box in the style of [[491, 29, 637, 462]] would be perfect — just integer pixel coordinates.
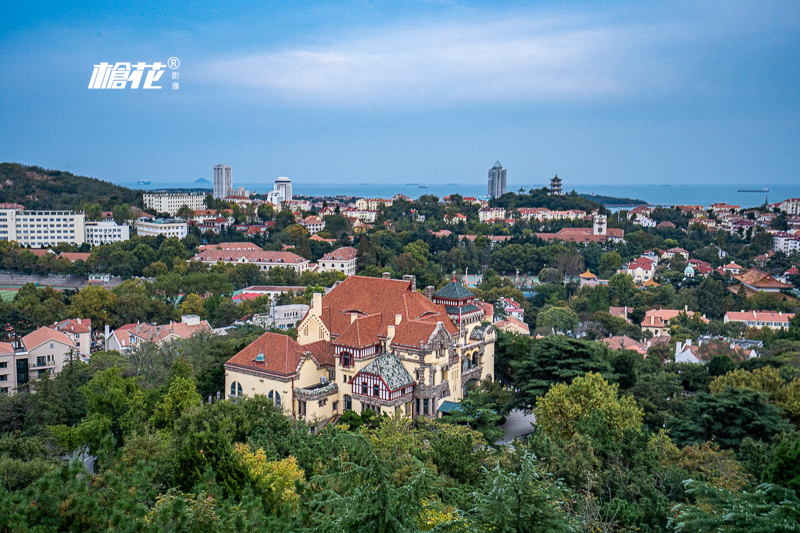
[[76, 318, 81, 325], [425, 286, 435, 300], [387, 324, 396, 341], [312, 292, 323, 315], [350, 313, 357, 324], [382, 272, 391, 279], [395, 314, 402, 325], [403, 274, 416, 291]]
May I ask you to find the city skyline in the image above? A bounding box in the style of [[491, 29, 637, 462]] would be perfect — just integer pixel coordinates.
[[1, 1, 799, 189]]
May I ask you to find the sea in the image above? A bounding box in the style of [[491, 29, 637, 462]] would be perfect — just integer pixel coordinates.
[[123, 180, 799, 209]]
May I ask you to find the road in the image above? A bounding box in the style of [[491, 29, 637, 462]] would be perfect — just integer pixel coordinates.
[[497, 409, 536, 445]]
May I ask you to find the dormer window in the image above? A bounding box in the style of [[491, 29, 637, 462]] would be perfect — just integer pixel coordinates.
[[255, 350, 265, 363]]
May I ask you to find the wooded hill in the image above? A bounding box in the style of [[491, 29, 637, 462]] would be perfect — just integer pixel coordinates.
[[0, 163, 141, 210]]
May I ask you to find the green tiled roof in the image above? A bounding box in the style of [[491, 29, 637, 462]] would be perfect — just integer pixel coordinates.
[[445, 304, 481, 315], [434, 281, 475, 300]]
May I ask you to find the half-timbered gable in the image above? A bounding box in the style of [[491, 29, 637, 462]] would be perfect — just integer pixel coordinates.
[[351, 353, 415, 414]]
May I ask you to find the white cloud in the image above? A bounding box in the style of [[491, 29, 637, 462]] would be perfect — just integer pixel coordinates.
[[194, 4, 797, 108]]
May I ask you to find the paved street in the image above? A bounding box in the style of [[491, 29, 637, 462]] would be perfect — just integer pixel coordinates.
[[497, 409, 536, 445]]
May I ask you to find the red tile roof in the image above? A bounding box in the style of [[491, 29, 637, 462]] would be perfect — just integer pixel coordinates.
[[321, 246, 357, 261], [536, 227, 624, 242], [335, 314, 384, 348], [225, 331, 306, 376], [50, 318, 92, 334], [59, 252, 91, 262]]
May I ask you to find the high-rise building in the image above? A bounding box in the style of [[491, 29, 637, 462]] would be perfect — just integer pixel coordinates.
[[0, 204, 86, 247], [266, 176, 293, 206], [488, 161, 506, 198], [213, 165, 232, 200]]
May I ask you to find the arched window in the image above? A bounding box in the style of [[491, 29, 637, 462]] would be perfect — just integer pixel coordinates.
[[344, 394, 352, 411], [472, 353, 479, 368], [230, 381, 242, 398], [268, 390, 282, 407]]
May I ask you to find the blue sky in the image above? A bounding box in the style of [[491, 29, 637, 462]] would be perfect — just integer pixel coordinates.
[[1, 0, 798, 190]]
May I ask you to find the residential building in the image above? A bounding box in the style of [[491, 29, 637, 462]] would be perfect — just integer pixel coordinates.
[[232, 285, 308, 302], [298, 215, 325, 235], [319, 246, 358, 276], [238, 304, 310, 330], [341, 209, 377, 223], [49, 318, 92, 358], [777, 198, 800, 215], [624, 257, 655, 283], [549, 175, 562, 196], [517, 208, 585, 222], [771, 232, 800, 254], [641, 307, 708, 337], [198, 242, 263, 252], [85, 220, 130, 245], [728, 268, 792, 297], [722, 262, 743, 275], [602, 335, 647, 355], [224, 275, 496, 422], [478, 207, 506, 223], [105, 315, 211, 353], [143, 192, 206, 215], [662, 247, 689, 261], [445, 213, 467, 225], [0, 327, 76, 395], [493, 317, 529, 335], [498, 297, 524, 320], [134, 218, 188, 239], [355, 198, 393, 211], [488, 160, 506, 198], [192, 249, 309, 272], [0, 204, 85, 247], [213, 164, 233, 200], [724, 311, 794, 330]]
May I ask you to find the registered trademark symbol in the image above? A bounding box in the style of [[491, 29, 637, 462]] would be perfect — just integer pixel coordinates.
[[168, 57, 180, 69]]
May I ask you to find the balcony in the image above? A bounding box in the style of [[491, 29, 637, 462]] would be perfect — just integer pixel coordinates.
[[294, 381, 337, 402], [414, 381, 450, 400], [462, 365, 483, 383]]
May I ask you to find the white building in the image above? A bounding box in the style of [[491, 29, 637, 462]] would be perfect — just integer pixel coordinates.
[[478, 207, 506, 223], [771, 232, 800, 254], [777, 198, 800, 215], [85, 221, 130, 245], [213, 165, 233, 200], [319, 246, 358, 276], [134, 218, 188, 239], [298, 216, 325, 235], [0, 204, 85, 247], [237, 304, 310, 330], [266, 177, 293, 206], [143, 192, 206, 215], [192, 249, 309, 272], [724, 310, 794, 330], [355, 198, 393, 211]]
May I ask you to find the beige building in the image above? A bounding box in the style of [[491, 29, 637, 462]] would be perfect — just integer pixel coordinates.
[[0, 327, 76, 395], [318, 246, 358, 276], [143, 192, 207, 215], [192, 249, 309, 273], [224, 275, 495, 423], [49, 318, 92, 358], [0, 204, 86, 248]]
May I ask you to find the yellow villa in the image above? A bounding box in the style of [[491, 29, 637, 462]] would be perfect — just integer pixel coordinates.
[[224, 274, 495, 423]]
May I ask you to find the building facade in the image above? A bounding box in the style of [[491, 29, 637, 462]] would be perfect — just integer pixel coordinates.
[[143, 193, 207, 216], [85, 221, 130, 245], [192, 249, 309, 272], [266, 177, 293, 206], [318, 246, 358, 276], [0, 205, 85, 247], [224, 275, 495, 423], [134, 218, 188, 238], [213, 164, 233, 200], [0, 327, 76, 395], [487, 160, 506, 198]]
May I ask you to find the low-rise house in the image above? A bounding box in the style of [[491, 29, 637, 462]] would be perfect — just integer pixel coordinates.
[[656, 221, 676, 229], [728, 268, 792, 297], [493, 317, 530, 335], [237, 304, 310, 330], [0, 327, 76, 395], [298, 216, 325, 235], [233, 285, 308, 302], [49, 318, 92, 358], [105, 315, 211, 353], [724, 311, 794, 330], [641, 307, 708, 337], [624, 257, 655, 283], [497, 297, 524, 320], [662, 247, 689, 261], [602, 335, 647, 355], [675, 340, 701, 364], [722, 262, 743, 275], [536, 215, 624, 244], [608, 306, 632, 323], [318, 246, 358, 276], [445, 213, 467, 225], [478, 208, 506, 223], [192, 249, 309, 273]]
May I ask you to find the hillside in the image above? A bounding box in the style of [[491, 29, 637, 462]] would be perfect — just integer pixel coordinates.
[[577, 193, 647, 206], [0, 163, 142, 210]]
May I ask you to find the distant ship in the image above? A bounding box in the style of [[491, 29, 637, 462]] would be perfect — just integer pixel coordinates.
[[738, 188, 769, 193], [418, 185, 429, 189], [406, 183, 419, 186], [137, 180, 151, 185], [447, 183, 458, 186]]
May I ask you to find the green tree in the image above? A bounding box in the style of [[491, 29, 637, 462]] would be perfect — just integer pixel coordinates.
[[536, 307, 579, 335], [511, 336, 613, 411]]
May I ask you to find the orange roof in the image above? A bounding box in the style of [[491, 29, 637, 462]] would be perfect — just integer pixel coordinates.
[[29, 249, 53, 257], [22, 327, 75, 350], [316, 276, 458, 343], [0, 342, 15, 355], [50, 318, 91, 334], [536, 227, 624, 242], [59, 252, 91, 262], [225, 332, 306, 376], [725, 311, 794, 323], [579, 269, 597, 278], [335, 314, 384, 348], [602, 335, 646, 354], [493, 316, 530, 334], [321, 246, 357, 261], [304, 339, 336, 367], [194, 249, 307, 264], [310, 234, 336, 243], [734, 268, 791, 290], [391, 320, 440, 348], [198, 242, 262, 252]]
